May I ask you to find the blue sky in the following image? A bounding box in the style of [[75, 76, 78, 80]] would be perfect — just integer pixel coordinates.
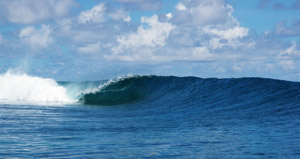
[[0, 0, 300, 81]]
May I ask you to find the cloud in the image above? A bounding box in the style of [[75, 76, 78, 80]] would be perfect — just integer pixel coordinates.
[[78, 3, 106, 24], [59, 27, 104, 43], [191, 47, 214, 60], [56, 14, 134, 47], [279, 60, 295, 70], [105, 0, 251, 63], [108, 13, 224, 62], [206, 26, 249, 40], [166, 0, 250, 50], [77, 42, 101, 54], [114, 0, 161, 11], [275, 41, 300, 71], [0, 0, 76, 24], [204, 26, 249, 49], [175, 2, 187, 11], [78, 3, 132, 24], [232, 63, 243, 72], [278, 41, 300, 58], [172, 0, 234, 26], [165, 13, 173, 20], [107, 46, 215, 62], [275, 20, 300, 37], [1, 0, 300, 81], [113, 14, 175, 53], [109, 8, 131, 22], [19, 25, 53, 49]]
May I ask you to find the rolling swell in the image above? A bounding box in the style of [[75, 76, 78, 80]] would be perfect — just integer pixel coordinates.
[[80, 76, 300, 117]]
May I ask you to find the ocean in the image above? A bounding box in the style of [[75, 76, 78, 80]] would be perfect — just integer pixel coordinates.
[[0, 72, 300, 158]]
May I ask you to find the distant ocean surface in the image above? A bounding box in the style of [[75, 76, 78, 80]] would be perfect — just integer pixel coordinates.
[[0, 72, 300, 158]]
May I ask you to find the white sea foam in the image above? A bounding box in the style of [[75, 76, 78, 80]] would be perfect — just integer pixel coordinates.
[[0, 71, 75, 104]]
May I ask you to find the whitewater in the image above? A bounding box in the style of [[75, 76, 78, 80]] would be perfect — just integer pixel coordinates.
[[0, 71, 74, 103], [0, 71, 110, 104], [1, 71, 300, 158]]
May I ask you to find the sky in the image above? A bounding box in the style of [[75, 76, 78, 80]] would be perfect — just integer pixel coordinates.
[[0, 0, 300, 81]]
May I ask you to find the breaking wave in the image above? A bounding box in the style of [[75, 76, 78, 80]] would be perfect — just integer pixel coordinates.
[[1, 70, 300, 117], [0, 71, 74, 104]]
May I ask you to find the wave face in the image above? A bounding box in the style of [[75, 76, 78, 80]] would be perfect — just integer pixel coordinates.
[[80, 76, 300, 115], [80, 76, 167, 105]]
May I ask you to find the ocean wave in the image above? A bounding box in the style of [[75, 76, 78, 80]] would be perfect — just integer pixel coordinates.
[[1, 71, 299, 115], [77, 76, 300, 120]]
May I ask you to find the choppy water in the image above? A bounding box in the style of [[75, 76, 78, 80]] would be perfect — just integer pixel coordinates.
[[0, 74, 300, 158]]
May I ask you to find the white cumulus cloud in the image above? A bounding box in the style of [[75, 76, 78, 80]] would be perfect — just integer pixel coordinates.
[[204, 26, 249, 49], [176, 2, 187, 11], [204, 26, 249, 40], [173, 0, 234, 26], [78, 3, 106, 24], [109, 9, 131, 22], [113, 14, 175, 53]]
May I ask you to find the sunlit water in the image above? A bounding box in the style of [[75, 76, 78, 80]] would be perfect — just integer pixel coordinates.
[[1, 102, 299, 158]]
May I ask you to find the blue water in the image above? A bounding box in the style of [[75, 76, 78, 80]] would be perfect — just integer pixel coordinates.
[[1, 76, 300, 158]]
